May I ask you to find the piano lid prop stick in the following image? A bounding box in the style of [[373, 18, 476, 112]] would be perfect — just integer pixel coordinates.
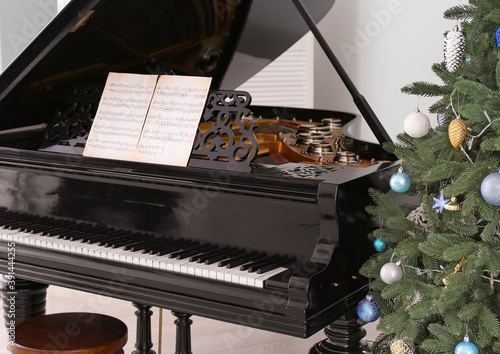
[[158, 308, 163, 354], [290, 0, 392, 145]]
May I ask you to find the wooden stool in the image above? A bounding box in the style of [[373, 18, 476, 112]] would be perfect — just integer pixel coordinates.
[[7, 312, 127, 354]]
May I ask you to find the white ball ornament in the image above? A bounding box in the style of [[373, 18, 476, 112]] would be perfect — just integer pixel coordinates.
[[380, 261, 403, 284], [404, 110, 431, 138]]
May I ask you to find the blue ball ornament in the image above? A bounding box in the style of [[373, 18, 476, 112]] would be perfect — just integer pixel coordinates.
[[455, 335, 478, 354], [481, 171, 500, 206], [373, 238, 388, 252], [390, 168, 411, 193], [356, 294, 380, 323]]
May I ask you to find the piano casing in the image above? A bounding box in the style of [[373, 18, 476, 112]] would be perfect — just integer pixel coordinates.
[[0, 0, 396, 341]]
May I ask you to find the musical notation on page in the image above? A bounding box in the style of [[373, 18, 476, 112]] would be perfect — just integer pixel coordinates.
[[83, 72, 212, 167]]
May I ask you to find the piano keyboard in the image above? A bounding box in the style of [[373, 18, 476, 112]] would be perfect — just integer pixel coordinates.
[[0, 211, 293, 289]]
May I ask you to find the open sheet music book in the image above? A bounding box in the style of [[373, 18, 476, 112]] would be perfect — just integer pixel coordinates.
[[83, 72, 212, 166]]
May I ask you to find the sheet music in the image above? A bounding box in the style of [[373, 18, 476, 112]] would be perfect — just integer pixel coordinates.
[[83, 72, 211, 166], [135, 75, 212, 165]]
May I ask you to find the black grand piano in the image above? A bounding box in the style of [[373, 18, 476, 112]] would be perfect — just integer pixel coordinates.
[[0, 0, 397, 353]]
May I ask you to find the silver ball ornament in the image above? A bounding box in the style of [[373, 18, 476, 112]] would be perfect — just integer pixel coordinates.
[[480, 171, 500, 206], [380, 262, 403, 284], [404, 110, 430, 138]]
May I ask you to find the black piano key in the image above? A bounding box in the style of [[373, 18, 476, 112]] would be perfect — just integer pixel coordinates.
[[122, 234, 158, 251], [253, 255, 296, 274], [22, 225, 53, 235], [203, 248, 250, 265], [143, 238, 176, 254], [108, 236, 141, 249], [50, 223, 98, 239], [225, 251, 267, 268], [218, 250, 258, 267], [102, 231, 135, 246], [78, 227, 120, 243], [125, 240, 155, 252], [172, 243, 218, 260], [240, 254, 280, 271], [190, 246, 230, 263], [156, 239, 195, 256], [174, 249, 205, 260], [199, 247, 245, 265], [60, 231, 90, 241], [168, 242, 204, 259]]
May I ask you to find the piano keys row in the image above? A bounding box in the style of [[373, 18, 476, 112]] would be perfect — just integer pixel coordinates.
[[0, 211, 293, 289]]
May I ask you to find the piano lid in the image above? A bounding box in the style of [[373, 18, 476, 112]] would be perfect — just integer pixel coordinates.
[[0, 0, 334, 133]]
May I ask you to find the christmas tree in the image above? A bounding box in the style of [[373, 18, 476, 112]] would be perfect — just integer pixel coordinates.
[[358, 1, 500, 353]]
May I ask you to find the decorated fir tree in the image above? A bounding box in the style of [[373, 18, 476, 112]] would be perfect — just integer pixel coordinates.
[[357, 1, 500, 353]]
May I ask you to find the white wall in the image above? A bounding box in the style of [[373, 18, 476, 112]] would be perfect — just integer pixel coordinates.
[[0, 0, 58, 70], [315, 0, 460, 142]]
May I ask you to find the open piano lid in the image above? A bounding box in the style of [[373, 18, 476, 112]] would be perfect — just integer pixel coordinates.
[[0, 0, 393, 171], [0, 0, 330, 128]]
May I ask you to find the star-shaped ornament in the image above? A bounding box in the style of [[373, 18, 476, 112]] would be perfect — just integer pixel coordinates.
[[432, 193, 451, 214]]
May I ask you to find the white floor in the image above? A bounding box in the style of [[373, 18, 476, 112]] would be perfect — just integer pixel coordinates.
[[1, 286, 379, 353]]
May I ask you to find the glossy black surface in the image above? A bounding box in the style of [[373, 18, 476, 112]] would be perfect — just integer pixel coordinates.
[[0, 0, 395, 339]]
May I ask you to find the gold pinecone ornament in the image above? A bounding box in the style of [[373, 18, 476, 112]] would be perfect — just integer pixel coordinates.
[[444, 25, 465, 72], [448, 117, 467, 148], [390, 337, 415, 354]]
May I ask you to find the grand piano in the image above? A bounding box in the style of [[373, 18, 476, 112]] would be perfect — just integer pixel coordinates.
[[0, 0, 397, 353]]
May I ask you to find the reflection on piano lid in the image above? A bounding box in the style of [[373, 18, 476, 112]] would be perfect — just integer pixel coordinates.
[[0, 0, 398, 339]]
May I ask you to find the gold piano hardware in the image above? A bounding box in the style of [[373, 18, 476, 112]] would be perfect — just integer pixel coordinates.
[[198, 115, 376, 167]]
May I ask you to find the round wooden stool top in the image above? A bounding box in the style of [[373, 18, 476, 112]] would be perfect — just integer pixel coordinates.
[[7, 312, 127, 354]]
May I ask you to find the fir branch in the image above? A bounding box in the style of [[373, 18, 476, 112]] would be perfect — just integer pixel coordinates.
[[454, 79, 495, 101], [443, 160, 491, 197], [443, 4, 481, 21], [422, 160, 465, 183], [373, 228, 409, 243], [481, 136, 500, 151], [421, 323, 458, 353], [367, 188, 406, 219], [461, 190, 482, 216], [401, 81, 448, 97], [480, 218, 500, 243], [479, 306, 500, 346], [446, 216, 479, 237], [442, 241, 480, 262]]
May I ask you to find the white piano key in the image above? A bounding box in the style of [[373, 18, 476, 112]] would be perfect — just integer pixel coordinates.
[[0, 223, 291, 289], [252, 267, 288, 288]]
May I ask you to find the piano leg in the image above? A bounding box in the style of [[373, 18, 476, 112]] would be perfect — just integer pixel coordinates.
[[309, 310, 369, 354], [172, 311, 192, 354], [132, 302, 156, 354], [0, 276, 48, 328]]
